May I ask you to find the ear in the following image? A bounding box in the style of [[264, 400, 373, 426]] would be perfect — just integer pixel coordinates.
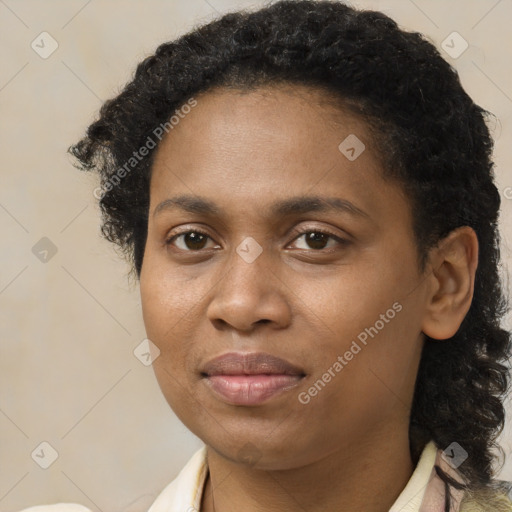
[[421, 226, 479, 340]]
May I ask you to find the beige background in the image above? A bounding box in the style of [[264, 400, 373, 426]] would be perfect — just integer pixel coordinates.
[[1, 0, 511, 511]]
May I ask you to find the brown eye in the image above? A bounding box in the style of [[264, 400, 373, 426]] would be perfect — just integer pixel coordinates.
[[165, 227, 349, 254], [290, 229, 349, 251], [166, 230, 218, 251]]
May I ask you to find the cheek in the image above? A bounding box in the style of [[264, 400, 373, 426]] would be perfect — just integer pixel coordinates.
[[140, 274, 167, 343], [140, 268, 197, 415], [305, 256, 420, 384], [312, 265, 403, 342], [139, 257, 208, 391], [140, 256, 196, 339]]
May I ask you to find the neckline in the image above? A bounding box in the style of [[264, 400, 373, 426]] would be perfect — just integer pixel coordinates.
[[197, 441, 439, 512]]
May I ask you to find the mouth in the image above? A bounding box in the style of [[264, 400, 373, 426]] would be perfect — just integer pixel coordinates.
[[200, 352, 306, 406]]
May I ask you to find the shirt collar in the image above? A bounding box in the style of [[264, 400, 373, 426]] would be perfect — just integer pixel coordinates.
[[389, 440, 440, 512], [147, 441, 460, 512]]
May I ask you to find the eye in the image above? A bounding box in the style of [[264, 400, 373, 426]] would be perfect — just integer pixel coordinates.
[[165, 229, 220, 252], [288, 228, 350, 251], [165, 227, 349, 252]]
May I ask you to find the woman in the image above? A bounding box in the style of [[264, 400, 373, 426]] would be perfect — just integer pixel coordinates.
[[21, 1, 512, 510]]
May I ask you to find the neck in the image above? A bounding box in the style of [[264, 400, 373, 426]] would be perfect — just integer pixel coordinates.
[[200, 426, 414, 512]]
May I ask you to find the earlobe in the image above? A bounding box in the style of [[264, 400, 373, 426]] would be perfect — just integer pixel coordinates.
[[421, 226, 479, 341]]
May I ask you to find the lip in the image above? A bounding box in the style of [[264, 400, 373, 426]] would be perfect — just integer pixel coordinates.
[[201, 351, 305, 376], [201, 352, 306, 406]]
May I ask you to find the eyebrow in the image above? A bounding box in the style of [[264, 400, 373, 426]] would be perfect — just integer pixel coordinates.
[[153, 194, 370, 221]]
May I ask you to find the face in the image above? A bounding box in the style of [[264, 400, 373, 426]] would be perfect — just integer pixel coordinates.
[[140, 84, 430, 470]]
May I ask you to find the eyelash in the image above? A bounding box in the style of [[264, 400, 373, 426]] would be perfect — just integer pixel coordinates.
[[165, 227, 349, 252]]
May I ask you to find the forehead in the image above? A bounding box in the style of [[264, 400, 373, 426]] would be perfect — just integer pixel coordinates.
[[151, 84, 375, 184], [148, 84, 411, 228], [175, 83, 359, 143]]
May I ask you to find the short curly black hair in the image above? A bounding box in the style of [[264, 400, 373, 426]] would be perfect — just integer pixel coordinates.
[[69, 0, 511, 506]]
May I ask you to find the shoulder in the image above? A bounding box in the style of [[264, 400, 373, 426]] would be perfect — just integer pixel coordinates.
[[148, 445, 208, 512], [16, 448, 208, 512], [425, 441, 512, 512], [460, 481, 512, 512], [17, 504, 93, 512]]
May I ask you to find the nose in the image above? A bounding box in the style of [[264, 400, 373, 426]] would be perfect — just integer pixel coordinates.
[[206, 242, 292, 332]]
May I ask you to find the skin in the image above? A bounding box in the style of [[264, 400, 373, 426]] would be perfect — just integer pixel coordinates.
[[139, 84, 478, 512]]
